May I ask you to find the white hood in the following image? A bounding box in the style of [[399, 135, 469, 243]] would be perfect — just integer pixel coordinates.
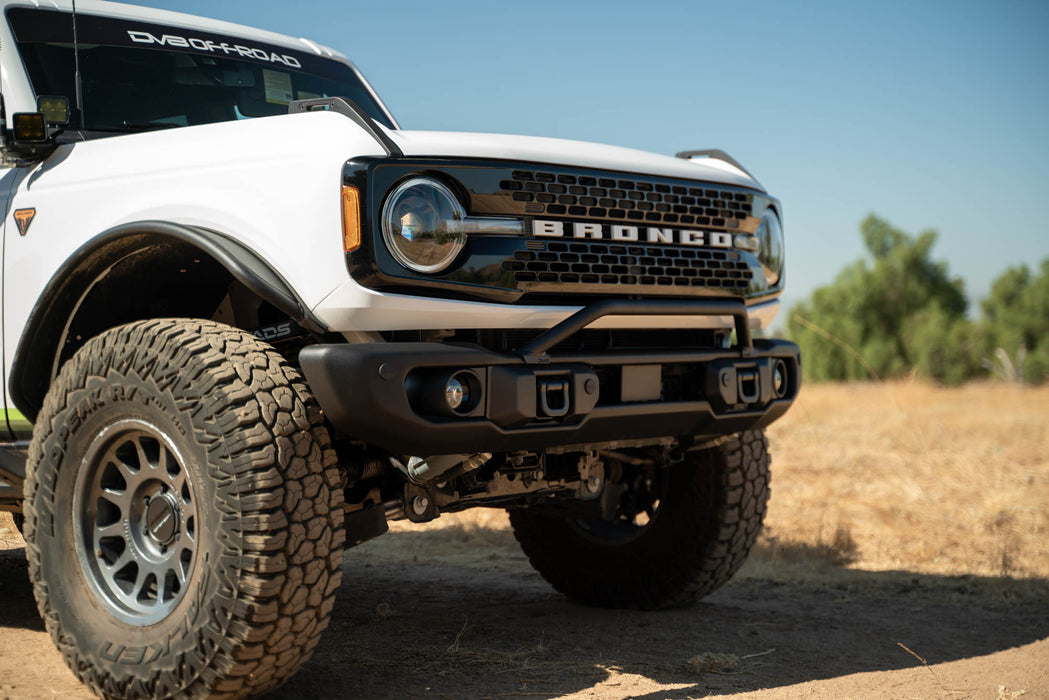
[[384, 128, 763, 191]]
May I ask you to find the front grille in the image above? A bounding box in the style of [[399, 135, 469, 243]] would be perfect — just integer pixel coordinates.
[[501, 239, 752, 294], [499, 169, 754, 230]]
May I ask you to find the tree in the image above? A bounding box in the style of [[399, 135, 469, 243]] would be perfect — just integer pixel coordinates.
[[788, 215, 976, 383], [981, 259, 1049, 383]]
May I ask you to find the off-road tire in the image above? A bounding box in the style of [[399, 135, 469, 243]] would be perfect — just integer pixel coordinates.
[[509, 430, 770, 609], [12, 513, 24, 536], [23, 319, 345, 699]]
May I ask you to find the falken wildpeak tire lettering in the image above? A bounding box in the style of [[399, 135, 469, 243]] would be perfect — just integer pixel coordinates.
[[22, 319, 345, 699], [508, 430, 770, 610]]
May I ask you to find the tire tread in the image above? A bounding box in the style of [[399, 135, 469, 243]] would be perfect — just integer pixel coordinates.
[[23, 319, 344, 699]]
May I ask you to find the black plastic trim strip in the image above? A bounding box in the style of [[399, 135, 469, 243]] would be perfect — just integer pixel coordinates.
[[549, 339, 796, 366], [290, 97, 402, 157]]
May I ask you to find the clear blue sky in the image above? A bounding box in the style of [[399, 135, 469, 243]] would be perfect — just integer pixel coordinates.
[[140, 0, 1049, 312]]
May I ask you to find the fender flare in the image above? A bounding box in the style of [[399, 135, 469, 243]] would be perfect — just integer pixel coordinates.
[[9, 220, 328, 421]]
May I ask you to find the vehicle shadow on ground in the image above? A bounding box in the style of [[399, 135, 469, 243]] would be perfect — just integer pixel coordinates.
[[0, 546, 45, 633], [271, 529, 1049, 699], [2, 531, 1047, 698]]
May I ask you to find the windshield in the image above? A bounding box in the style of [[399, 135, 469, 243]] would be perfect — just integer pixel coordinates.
[[7, 8, 396, 132]]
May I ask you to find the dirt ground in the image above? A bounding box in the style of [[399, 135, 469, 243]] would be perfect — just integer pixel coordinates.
[[2, 381, 1047, 699]]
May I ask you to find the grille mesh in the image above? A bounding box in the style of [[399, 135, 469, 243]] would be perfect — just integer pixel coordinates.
[[501, 240, 752, 293], [499, 169, 754, 229]]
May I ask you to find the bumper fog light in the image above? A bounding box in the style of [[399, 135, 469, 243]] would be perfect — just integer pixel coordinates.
[[408, 368, 484, 418], [773, 359, 789, 398], [446, 376, 468, 411]]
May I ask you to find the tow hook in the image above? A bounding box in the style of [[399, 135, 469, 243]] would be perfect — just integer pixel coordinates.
[[737, 368, 760, 403], [537, 378, 570, 417]]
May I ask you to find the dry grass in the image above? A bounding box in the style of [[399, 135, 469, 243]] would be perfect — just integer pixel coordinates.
[[759, 380, 1049, 580]]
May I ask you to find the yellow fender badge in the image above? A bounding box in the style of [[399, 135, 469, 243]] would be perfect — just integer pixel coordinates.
[[14, 208, 36, 236]]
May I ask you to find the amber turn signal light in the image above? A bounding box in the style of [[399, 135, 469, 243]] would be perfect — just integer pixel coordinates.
[[341, 185, 361, 253]]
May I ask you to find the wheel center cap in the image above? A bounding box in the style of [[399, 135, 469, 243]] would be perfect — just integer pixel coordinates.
[[145, 493, 180, 546]]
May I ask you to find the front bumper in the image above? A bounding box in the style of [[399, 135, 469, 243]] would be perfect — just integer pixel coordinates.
[[300, 299, 800, 455]]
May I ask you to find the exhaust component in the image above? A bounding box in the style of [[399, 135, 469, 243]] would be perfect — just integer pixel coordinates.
[[391, 452, 492, 483]]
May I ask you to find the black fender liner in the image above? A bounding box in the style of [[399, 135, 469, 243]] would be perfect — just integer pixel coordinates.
[[9, 220, 327, 422]]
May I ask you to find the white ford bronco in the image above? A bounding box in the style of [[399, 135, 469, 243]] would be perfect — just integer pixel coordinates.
[[0, 1, 799, 697]]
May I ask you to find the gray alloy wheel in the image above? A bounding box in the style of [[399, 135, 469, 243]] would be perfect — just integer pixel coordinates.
[[72, 419, 199, 626]]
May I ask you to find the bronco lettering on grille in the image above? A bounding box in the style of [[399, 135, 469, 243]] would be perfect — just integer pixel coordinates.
[[533, 220, 735, 248]]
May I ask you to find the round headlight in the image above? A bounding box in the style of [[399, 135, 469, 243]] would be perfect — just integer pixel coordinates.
[[755, 209, 784, 286], [382, 177, 467, 274]]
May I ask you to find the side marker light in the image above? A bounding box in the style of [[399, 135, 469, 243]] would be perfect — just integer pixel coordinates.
[[342, 185, 361, 252]]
